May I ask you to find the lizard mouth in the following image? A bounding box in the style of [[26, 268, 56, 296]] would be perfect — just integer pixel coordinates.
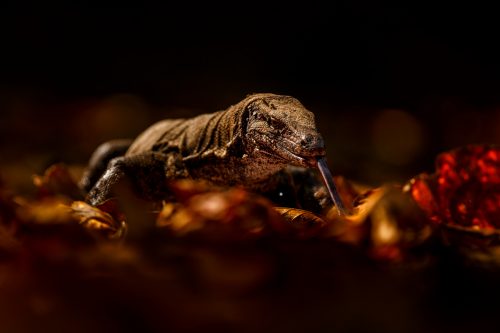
[[252, 132, 325, 168], [275, 142, 325, 167]]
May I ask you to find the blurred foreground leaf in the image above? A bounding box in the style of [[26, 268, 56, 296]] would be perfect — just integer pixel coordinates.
[[33, 164, 83, 200], [157, 185, 279, 241], [327, 185, 432, 261]]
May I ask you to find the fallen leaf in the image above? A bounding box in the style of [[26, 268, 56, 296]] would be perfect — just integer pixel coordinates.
[[326, 185, 432, 261], [71, 201, 127, 240], [157, 182, 280, 241], [15, 198, 74, 225], [405, 145, 500, 262], [168, 179, 219, 203], [406, 144, 500, 229], [273, 207, 328, 239], [33, 164, 83, 200]]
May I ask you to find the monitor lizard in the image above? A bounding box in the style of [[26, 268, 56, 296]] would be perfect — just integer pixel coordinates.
[[81, 93, 345, 214]]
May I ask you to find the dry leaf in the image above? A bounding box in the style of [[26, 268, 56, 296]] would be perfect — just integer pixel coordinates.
[[157, 182, 280, 241], [168, 179, 219, 203], [15, 198, 74, 225], [405, 145, 500, 262], [273, 207, 328, 239], [12, 198, 95, 263], [33, 164, 83, 200], [326, 186, 432, 261], [71, 201, 127, 240], [406, 144, 500, 229]]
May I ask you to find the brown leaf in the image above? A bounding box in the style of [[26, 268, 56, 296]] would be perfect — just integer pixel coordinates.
[[33, 164, 83, 200], [71, 201, 127, 240], [15, 197, 75, 225], [95, 199, 127, 228], [157, 202, 199, 232], [326, 185, 432, 261], [167, 179, 218, 203], [273, 207, 328, 239], [13, 198, 96, 262], [157, 183, 280, 241]]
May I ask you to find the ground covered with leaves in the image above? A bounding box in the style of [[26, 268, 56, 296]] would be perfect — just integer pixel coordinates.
[[1, 145, 500, 333]]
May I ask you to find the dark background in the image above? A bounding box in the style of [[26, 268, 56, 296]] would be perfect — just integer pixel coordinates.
[[1, 4, 500, 190]]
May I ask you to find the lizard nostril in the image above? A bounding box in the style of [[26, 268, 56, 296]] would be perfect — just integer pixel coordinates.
[[301, 134, 324, 150], [301, 134, 314, 145]]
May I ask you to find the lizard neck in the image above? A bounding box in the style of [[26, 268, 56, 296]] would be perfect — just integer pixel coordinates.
[[182, 101, 248, 158], [184, 100, 287, 186]]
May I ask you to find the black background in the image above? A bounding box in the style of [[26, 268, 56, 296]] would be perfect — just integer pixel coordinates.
[[1, 4, 500, 188]]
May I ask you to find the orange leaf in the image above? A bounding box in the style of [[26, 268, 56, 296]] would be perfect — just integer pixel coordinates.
[[33, 164, 83, 200], [71, 201, 126, 240], [273, 207, 327, 239]]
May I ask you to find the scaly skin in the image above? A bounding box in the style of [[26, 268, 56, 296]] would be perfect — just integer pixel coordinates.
[[82, 93, 328, 208]]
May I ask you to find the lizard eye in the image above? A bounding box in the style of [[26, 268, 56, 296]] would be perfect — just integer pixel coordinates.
[[269, 117, 282, 129], [254, 112, 270, 122]]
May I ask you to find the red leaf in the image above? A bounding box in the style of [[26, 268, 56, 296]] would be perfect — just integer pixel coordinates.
[[406, 145, 500, 230]]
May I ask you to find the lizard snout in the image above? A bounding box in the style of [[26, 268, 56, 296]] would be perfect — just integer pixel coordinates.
[[299, 133, 326, 156]]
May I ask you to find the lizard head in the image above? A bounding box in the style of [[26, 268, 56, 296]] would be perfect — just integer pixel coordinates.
[[244, 93, 325, 168]]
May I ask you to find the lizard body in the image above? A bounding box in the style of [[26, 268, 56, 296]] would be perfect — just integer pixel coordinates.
[[82, 93, 331, 209]]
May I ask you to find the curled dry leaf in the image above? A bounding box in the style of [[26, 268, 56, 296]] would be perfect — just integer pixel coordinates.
[[15, 197, 74, 225], [157, 182, 281, 241], [15, 195, 123, 233], [273, 207, 328, 239], [12, 198, 96, 263], [33, 164, 83, 200], [71, 201, 127, 240], [326, 185, 432, 261]]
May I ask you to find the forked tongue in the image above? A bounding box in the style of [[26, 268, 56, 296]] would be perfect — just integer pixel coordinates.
[[316, 157, 346, 216]]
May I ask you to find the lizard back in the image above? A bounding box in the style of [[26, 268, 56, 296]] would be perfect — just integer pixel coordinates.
[[126, 105, 246, 159]]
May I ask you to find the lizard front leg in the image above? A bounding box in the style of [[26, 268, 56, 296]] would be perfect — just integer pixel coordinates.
[[86, 150, 188, 206], [80, 139, 133, 193]]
